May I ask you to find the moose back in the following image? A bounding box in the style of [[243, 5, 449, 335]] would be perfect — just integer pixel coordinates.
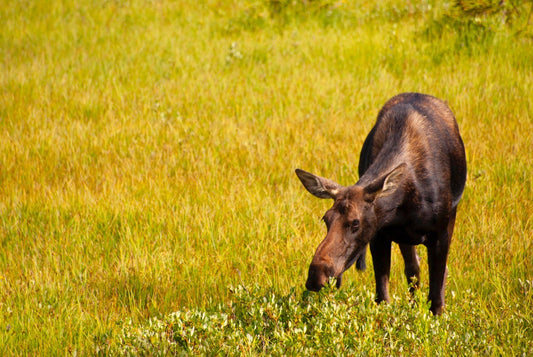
[[296, 92, 466, 315]]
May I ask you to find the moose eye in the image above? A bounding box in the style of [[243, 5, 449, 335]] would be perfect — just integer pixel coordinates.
[[350, 219, 360, 233]]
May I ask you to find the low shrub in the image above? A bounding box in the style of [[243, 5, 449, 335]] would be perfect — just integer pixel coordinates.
[[102, 283, 532, 355]]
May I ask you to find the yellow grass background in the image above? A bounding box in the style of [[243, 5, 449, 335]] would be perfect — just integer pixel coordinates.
[[1, 0, 532, 353]]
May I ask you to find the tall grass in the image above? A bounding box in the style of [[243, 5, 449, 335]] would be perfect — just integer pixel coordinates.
[[1, 0, 532, 354]]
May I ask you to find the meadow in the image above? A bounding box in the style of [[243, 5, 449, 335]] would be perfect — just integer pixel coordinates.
[[1, 0, 532, 354]]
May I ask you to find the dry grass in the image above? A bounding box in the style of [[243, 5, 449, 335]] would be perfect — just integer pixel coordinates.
[[0, 0, 532, 354]]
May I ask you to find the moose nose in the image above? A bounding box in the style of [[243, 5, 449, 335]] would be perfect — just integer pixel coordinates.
[[306, 263, 333, 291]]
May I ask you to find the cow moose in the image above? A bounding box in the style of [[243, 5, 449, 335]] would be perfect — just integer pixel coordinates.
[[295, 93, 466, 315]]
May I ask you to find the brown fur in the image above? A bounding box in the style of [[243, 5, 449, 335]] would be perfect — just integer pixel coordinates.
[[296, 93, 467, 315]]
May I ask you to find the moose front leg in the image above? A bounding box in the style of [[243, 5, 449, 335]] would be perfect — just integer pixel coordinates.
[[370, 237, 392, 304]]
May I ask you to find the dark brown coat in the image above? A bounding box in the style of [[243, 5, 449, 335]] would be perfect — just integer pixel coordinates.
[[296, 93, 467, 315]]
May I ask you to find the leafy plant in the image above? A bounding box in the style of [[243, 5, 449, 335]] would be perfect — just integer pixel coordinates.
[[102, 284, 532, 355]]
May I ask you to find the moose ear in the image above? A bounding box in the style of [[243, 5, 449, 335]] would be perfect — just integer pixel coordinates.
[[364, 163, 407, 201], [295, 169, 342, 199]]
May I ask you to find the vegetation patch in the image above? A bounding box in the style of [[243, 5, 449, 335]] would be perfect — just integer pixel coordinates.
[[103, 284, 532, 355]]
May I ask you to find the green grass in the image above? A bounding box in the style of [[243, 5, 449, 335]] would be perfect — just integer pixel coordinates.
[[1, 0, 532, 354]]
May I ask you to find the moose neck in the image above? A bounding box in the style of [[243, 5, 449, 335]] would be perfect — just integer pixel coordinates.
[[357, 157, 412, 231]]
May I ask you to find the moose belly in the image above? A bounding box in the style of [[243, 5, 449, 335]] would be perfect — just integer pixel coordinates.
[[382, 226, 427, 245]]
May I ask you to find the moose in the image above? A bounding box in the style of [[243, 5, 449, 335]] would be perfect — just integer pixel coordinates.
[[296, 93, 466, 315]]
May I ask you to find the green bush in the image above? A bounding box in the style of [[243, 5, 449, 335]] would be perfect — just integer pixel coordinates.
[[422, 0, 533, 60], [103, 284, 532, 355], [452, 0, 531, 25], [433, 0, 533, 37]]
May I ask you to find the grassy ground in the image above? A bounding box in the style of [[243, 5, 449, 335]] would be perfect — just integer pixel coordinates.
[[1, 0, 532, 354]]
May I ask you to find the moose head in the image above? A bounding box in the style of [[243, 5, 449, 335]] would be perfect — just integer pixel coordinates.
[[296, 164, 407, 291]]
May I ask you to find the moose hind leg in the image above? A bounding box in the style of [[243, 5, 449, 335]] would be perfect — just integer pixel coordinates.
[[427, 208, 457, 315], [399, 244, 420, 294], [427, 237, 449, 315]]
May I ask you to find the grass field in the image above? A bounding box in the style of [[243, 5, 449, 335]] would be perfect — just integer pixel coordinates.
[[1, 0, 532, 354]]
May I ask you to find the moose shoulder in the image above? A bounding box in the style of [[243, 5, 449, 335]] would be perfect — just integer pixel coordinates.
[[295, 93, 466, 315]]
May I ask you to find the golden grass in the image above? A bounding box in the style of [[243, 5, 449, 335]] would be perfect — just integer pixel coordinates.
[[0, 0, 532, 354]]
